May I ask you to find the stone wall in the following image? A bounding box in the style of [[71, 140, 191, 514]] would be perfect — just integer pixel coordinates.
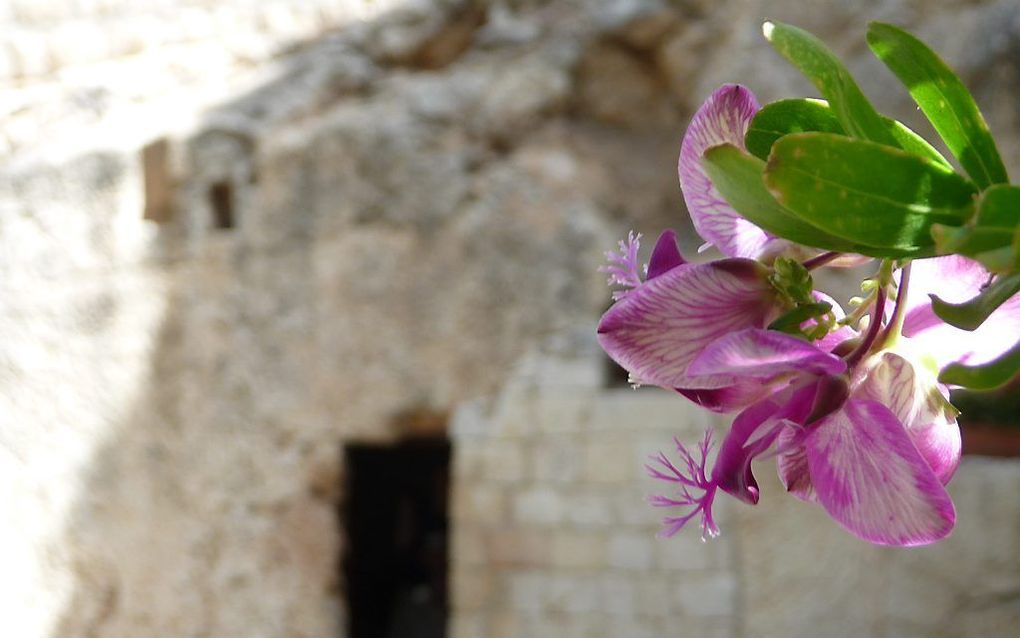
[[449, 332, 740, 638], [449, 336, 1020, 638], [4, 1, 1020, 637]]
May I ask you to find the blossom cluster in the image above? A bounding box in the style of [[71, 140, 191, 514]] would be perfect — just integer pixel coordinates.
[[597, 84, 1020, 546]]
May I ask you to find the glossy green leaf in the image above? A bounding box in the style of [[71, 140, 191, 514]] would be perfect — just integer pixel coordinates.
[[940, 340, 1020, 389], [867, 22, 1008, 189], [886, 117, 953, 170], [763, 21, 899, 146], [746, 99, 844, 161], [746, 98, 951, 168], [975, 184, 1020, 228], [933, 185, 1020, 271], [931, 224, 1012, 256], [768, 302, 832, 334], [931, 271, 1020, 331], [764, 133, 975, 254], [701, 144, 864, 253]]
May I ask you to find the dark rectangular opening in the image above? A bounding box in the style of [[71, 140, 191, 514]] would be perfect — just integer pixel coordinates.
[[208, 180, 235, 229], [342, 438, 450, 638], [141, 138, 175, 223]]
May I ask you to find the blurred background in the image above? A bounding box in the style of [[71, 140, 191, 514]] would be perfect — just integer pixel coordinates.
[[2, 1, 1020, 637]]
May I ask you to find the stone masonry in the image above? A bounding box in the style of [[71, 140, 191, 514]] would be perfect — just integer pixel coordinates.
[[4, 1, 1020, 637], [449, 331, 740, 638], [449, 333, 1020, 638]]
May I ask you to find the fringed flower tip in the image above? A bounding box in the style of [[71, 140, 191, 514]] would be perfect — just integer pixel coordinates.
[[600, 232, 644, 301], [647, 430, 721, 540]]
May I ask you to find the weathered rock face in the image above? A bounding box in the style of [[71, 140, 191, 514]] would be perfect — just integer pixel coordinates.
[[3, 1, 1020, 637]]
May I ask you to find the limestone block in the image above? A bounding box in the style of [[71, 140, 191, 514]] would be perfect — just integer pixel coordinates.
[[671, 572, 738, 618], [488, 610, 522, 638], [489, 384, 537, 437], [513, 487, 565, 526], [452, 483, 508, 526], [542, 574, 603, 614], [634, 573, 671, 619], [451, 527, 488, 567], [448, 611, 486, 638], [583, 436, 637, 484], [482, 440, 528, 483], [507, 572, 546, 612], [611, 486, 662, 530], [653, 528, 719, 571], [597, 574, 638, 617], [531, 435, 583, 484], [450, 567, 495, 611], [608, 531, 655, 570], [551, 531, 608, 569], [590, 389, 713, 434], [563, 489, 614, 529], [532, 392, 596, 435], [488, 530, 552, 567]]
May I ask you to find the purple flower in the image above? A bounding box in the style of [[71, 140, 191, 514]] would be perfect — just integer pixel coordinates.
[[650, 329, 959, 546], [678, 84, 777, 259], [597, 230, 791, 412], [903, 255, 1020, 369], [598, 82, 995, 547]]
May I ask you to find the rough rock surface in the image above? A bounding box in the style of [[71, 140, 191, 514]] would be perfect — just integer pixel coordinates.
[[3, 1, 1020, 637]]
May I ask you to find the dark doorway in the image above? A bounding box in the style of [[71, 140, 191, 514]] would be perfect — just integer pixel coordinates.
[[208, 180, 235, 229], [342, 438, 451, 638]]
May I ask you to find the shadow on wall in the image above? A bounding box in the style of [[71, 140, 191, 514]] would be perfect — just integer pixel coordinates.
[[43, 1, 705, 636]]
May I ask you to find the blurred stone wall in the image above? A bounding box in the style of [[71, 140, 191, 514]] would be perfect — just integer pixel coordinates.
[[3, 1, 1020, 637], [450, 337, 1020, 638], [450, 332, 740, 638]]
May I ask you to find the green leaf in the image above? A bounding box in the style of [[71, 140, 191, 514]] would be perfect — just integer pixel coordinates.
[[867, 22, 1009, 189], [746, 97, 951, 168], [933, 185, 1020, 270], [940, 340, 1020, 390], [932, 224, 1012, 256], [932, 271, 1020, 330], [768, 302, 832, 334], [886, 118, 953, 171], [764, 133, 976, 254], [746, 99, 845, 161], [969, 246, 1017, 275], [763, 21, 899, 147], [701, 144, 865, 253], [975, 184, 1020, 228]]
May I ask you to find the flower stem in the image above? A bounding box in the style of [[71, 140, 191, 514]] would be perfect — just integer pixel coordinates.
[[845, 282, 886, 369], [802, 251, 842, 271], [880, 262, 911, 349]]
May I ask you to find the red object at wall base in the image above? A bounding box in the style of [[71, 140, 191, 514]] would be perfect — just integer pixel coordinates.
[[962, 424, 1020, 457]]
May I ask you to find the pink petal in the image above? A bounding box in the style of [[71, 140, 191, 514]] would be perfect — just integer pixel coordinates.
[[710, 395, 785, 504], [712, 381, 818, 504], [806, 399, 956, 546], [688, 328, 846, 379], [597, 259, 774, 390], [776, 428, 815, 501], [647, 229, 686, 280], [677, 378, 776, 413], [853, 352, 961, 484], [902, 256, 1020, 368], [679, 84, 769, 258]]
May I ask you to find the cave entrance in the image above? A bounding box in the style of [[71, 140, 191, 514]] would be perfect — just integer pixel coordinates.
[[342, 437, 451, 638]]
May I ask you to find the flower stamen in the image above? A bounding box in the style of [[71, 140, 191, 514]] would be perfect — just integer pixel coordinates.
[[647, 430, 720, 540], [600, 232, 644, 300]]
